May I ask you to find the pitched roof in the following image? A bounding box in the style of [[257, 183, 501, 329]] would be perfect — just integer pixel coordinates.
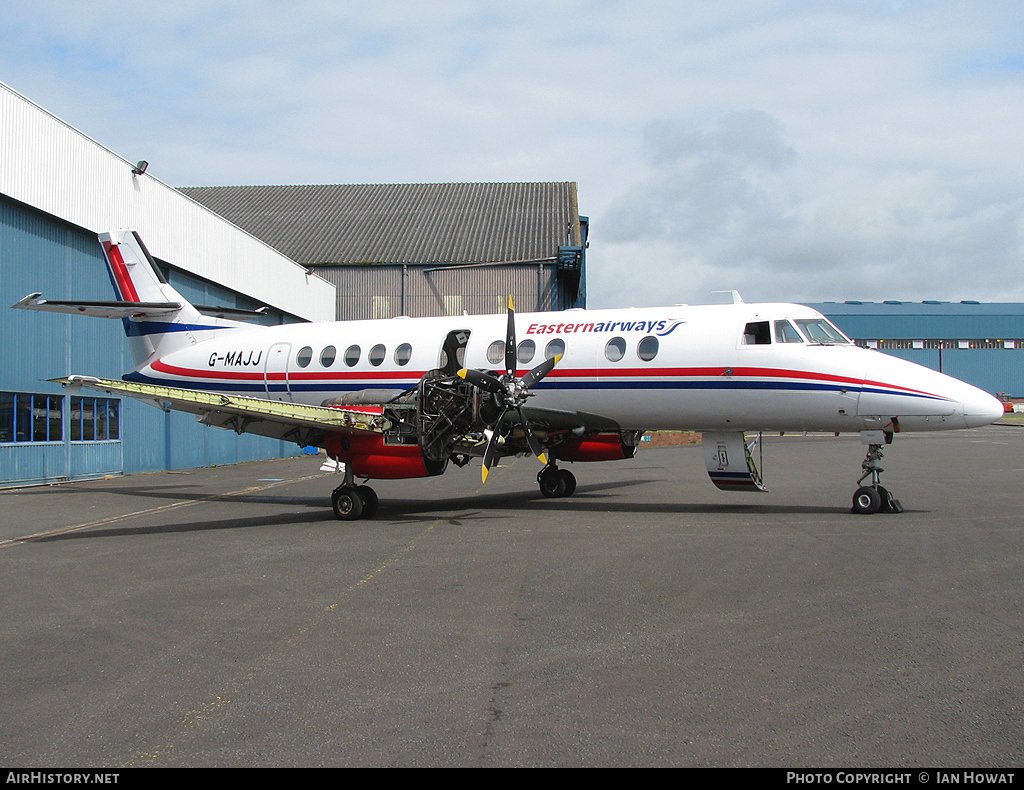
[[179, 182, 581, 265]]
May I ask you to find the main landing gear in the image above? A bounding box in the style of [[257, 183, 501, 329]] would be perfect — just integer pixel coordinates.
[[851, 439, 904, 515], [538, 464, 576, 498], [331, 464, 379, 521]]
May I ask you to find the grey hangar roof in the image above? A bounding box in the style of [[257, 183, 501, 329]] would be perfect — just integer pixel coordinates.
[[179, 182, 584, 266]]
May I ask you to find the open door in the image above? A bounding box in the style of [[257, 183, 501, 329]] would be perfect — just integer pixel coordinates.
[[703, 431, 767, 492]]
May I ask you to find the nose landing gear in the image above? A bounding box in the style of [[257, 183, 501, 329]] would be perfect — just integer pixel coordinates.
[[851, 438, 903, 515]]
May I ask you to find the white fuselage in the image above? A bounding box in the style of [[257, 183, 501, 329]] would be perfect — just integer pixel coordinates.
[[125, 302, 1005, 434]]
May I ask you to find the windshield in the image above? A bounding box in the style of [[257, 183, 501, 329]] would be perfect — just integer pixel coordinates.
[[794, 318, 850, 345]]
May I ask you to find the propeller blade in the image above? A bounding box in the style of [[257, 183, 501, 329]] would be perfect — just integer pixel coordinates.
[[520, 353, 561, 390], [517, 406, 548, 465], [458, 367, 504, 394], [480, 406, 508, 483], [504, 295, 517, 378]]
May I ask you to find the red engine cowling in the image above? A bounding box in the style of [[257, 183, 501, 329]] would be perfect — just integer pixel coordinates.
[[324, 433, 446, 479], [552, 432, 638, 462]]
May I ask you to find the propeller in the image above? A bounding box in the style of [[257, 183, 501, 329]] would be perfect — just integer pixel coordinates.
[[458, 296, 561, 482]]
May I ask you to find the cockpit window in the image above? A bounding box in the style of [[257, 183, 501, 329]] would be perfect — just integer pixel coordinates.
[[794, 318, 850, 345], [774, 320, 803, 344], [742, 321, 771, 345]]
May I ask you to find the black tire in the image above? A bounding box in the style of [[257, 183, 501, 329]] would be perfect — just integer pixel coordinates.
[[851, 485, 882, 515], [356, 485, 379, 519], [332, 485, 364, 520], [538, 467, 567, 498], [558, 469, 577, 497]]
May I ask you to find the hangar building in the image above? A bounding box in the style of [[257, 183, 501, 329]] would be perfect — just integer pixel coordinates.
[[179, 182, 588, 320], [809, 301, 1024, 398], [0, 81, 335, 487]]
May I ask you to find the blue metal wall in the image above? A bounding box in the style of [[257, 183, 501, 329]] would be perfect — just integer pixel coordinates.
[[1, 195, 301, 487], [809, 302, 1024, 397]]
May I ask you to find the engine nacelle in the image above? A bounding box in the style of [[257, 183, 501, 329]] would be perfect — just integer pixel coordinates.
[[552, 432, 638, 462], [324, 433, 446, 479]]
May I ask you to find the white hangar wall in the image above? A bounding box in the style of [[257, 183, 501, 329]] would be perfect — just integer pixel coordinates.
[[0, 81, 335, 323]]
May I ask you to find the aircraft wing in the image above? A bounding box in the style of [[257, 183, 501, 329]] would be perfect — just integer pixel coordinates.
[[520, 405, 622, 435], [52, 376, 391, 447], [13, 293, 182, 319]]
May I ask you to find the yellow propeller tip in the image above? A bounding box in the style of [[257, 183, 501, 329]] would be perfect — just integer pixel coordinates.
[[538, 453, 548, 465], [457, 368, 469, 379], [481, 466, 489, 483]]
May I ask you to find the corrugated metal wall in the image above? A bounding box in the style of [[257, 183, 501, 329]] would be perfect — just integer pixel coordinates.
[[316, 263, 559, 320], [1, 196, 300, 487], [871, 348, 1024, 398]]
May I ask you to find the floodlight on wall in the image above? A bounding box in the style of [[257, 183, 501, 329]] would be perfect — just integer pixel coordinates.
[[132, 160, 149, 176]]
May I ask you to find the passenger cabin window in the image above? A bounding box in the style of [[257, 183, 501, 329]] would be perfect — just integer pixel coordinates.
[[637, 336, 659, 361], [369, 344, 386, 366], [545, 338, 566, 359], [486, 340, 505, 366], [774, 320, 803, 344], [742, 321, 771, 345], [296, 346, 313, 367], [605, 337, 626, 362], [394, 343, 413, 366], [517, 339, 536, 365], [320, 345, 337, 366], [794, 318, 850, 345], [344, 345, 361, 367]]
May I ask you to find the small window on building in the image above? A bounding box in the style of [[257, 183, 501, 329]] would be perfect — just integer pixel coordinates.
[[320, 345, 337, 367], [1, 392, 64, 443], [742, 321, 771, 345], [296, 346, 313, 367], [395, 343, 413, 366], [605, 337, 626, 362], [517, 339, 536, 365], [545, 338, 566, 360], [637, 336, 659, 361], [344, 345, 361, 367], [69, 396, 119, 442], [486, 340, 506, 366], [369, 344, 386, 366], [775, 320, 803, 343]]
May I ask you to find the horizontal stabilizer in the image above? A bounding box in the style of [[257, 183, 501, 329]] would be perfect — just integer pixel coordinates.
[[11, 293, 182, 319], [52, 376, 391, 448]]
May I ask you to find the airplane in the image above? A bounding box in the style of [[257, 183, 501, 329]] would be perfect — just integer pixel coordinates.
[[12, 229, 1005, 519]]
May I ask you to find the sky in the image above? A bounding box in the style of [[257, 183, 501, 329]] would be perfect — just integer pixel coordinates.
[[2, 1, 1023, 309]]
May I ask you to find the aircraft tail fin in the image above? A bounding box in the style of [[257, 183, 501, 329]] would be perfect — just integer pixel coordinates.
[[12, 231, 251, 369], [97, 230, 251, 367]]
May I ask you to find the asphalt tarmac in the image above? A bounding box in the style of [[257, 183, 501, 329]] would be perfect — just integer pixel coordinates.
[[1, 425, 1023, 768]]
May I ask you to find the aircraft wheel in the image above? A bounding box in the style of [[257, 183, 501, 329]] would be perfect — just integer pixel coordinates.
[[851, 485, 882, 515], [356, 485, 379, 519], [332, 485, 364, 521], [558, 469, 577, 497], [875, 486, 904, 514], [538, 467, 567, 498]]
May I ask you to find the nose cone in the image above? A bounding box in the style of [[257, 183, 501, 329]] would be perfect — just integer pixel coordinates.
[[963, 387, 1006, 428]]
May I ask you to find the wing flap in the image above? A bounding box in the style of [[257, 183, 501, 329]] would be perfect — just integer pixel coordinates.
[[53, 376, 391, 447]]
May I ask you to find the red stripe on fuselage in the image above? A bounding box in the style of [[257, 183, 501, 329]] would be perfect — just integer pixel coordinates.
[[146, 358, 949, 401]]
